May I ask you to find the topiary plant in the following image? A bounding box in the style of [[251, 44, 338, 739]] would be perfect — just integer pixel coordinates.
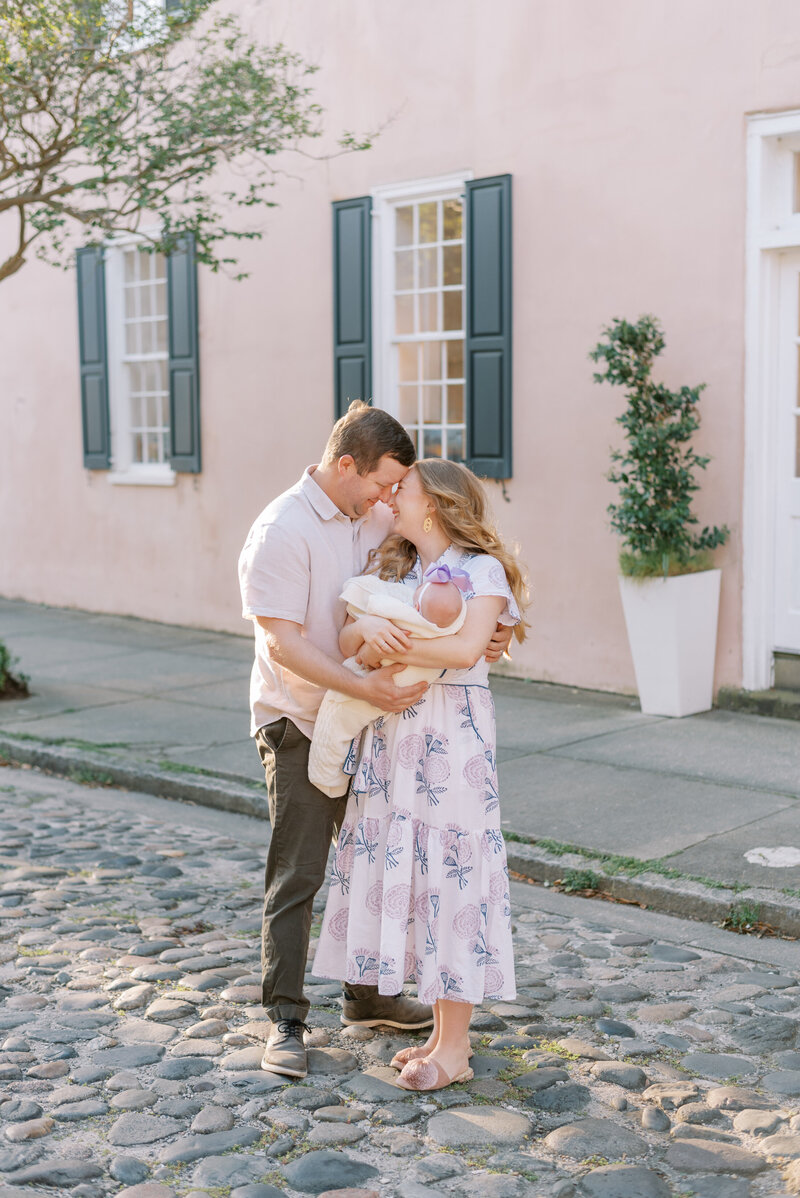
[[590, 314, 729, 578]]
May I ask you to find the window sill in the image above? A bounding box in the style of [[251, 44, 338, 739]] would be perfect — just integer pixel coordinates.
[[108, 468, 177, 487]]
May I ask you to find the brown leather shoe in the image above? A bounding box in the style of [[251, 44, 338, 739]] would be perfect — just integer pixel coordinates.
[[260, 1019, 308, 1078], [341, 990, 433, 1029]]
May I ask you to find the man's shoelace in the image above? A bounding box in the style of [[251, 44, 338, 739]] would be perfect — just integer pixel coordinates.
[[275, 1019, 308, 1041]]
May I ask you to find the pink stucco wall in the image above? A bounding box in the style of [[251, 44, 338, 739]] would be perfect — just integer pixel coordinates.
[[3, 0, 800, 692]]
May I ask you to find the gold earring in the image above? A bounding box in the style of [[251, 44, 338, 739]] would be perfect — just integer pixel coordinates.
[[423, 515, 433, 533]]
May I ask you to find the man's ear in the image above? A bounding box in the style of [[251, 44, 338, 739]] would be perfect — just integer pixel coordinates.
[[337, 454, 357, 477]]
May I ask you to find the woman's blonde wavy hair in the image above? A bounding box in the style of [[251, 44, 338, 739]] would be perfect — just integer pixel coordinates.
[[366, 459, 529, 643]]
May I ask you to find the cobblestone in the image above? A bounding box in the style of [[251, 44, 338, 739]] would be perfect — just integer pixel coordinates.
[[0, 766, 797, 1197]]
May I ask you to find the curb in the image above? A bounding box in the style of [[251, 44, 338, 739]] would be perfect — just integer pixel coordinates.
[[505, 840, 800, 940], [2, 735, 800, 940], [0, 737, 267, 820]]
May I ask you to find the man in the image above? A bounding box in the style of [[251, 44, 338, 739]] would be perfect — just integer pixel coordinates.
[[238, 401, 512, 1078]]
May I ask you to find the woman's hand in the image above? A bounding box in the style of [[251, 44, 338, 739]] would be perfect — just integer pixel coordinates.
[[355, 616, 412, 658]]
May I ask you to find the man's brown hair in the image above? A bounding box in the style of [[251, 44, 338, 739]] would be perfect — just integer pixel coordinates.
[[321, 400, 416, 474]]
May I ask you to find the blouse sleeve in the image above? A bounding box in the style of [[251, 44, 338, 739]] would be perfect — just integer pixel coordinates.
[[461, 554, 521, 627]]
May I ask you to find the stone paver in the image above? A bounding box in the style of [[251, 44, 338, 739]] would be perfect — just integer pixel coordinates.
[[0, 765, 796, 1198]]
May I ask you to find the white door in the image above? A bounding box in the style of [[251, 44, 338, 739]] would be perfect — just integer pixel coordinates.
[[775, 251, 800, 652]]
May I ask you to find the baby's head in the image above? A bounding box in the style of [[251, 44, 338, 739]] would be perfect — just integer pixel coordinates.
[[413, 579, 465, 629]]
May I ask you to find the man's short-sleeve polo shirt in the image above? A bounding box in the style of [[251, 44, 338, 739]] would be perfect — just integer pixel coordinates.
[[238, 467, 394, 738]]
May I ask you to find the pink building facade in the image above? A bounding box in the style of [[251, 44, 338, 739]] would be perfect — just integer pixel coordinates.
[[3, 0, 800, 696]]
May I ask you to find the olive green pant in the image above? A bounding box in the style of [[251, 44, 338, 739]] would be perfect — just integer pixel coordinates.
[[256, 717, 375, 1023]]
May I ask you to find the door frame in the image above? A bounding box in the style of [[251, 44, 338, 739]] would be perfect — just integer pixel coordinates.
[[744, 110, 800, 688]]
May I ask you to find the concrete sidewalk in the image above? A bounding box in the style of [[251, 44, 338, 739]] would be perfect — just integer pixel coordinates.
[[1, 596, 799, 934]]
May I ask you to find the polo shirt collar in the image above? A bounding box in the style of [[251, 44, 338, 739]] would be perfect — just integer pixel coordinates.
[[301, 466, 348, 522]]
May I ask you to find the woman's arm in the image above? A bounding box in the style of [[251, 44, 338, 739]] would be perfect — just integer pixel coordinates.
[[339, 615, 363, 658], [369, 596, 506, 672]]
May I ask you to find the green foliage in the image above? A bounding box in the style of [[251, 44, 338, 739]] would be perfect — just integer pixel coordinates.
[[0, 641, 29, 696], [0, 0, 373, 282], [590, 315, 729, 576], [559, 868, 599, 893], [724, 900, 762, 933]]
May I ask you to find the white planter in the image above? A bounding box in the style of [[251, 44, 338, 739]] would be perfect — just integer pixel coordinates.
[[618, 568, 722, 717]]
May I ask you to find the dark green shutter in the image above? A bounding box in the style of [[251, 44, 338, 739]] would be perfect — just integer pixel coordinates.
[[332, 196, 372, 418], [465, 174, 512, 479], [167, 235, 201, 473], [76, 245, 111, 469]]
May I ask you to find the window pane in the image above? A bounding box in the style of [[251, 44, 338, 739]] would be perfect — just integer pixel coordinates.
[[422, 428, 442, 457], [155, 318, 167, 355], [422, 340, 442, 380], [446, 340, 464, 379], [154, 282, 167, 317], [124, 251, 137, 283], [146, 395, 159, 427], [443, 290, 463, 332], [155, 359, 168, 392], [395, 249, 413, 291], [443, 199, 462, 241], [139, 321, 153, 355], [132, 432, 144, 463], [443, 244, 462, 286], [125, 321, 139, 355], [446, 428, 465, 462], [422, 384, 442, 424], [395, 294, 414, 335], [419, 292, 438, 332], [125, 287, 137, 320], [140, 284, 152, 319], [146, 433, 160, 463], [418, 247, 438, 289], [128, 362, 142, 394], [396, 205, 414, 247], [447, 384, 464, 424], [398, 385, 418, 424], [398, 343, 418, 382], [418, 201, 437, 243]]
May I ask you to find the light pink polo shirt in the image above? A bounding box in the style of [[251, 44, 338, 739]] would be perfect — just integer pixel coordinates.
[[238, 467, 394, 739]]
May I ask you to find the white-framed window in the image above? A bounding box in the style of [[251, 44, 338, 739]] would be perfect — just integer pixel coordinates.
[[104, 238, 175, 485], [372, 173, 471, 461]]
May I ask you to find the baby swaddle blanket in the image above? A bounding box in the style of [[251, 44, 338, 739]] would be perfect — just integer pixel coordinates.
[[308, 574, 466, 798]]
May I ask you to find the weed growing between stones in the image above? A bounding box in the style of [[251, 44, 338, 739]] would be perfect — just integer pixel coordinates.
[[559, 869, 600, 894], [534, 1040, 580, 1061], [68, 767, 114, 787]]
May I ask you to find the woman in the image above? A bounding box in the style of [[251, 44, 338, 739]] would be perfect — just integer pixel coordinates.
[[312, 459, 528, 1091]]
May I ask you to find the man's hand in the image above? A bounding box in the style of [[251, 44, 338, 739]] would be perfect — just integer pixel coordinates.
[[485, 622, 513, 663], [361, 663, 428, 713]]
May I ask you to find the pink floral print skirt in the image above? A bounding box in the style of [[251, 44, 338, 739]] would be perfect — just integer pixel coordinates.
[[313, 683, 516, 1005]]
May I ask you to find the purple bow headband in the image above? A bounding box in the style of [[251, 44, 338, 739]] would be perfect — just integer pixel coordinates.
[[423, 563, 472, 592]]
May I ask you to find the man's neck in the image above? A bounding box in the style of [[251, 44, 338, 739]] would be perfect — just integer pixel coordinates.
[[309, 462, 349, 516]]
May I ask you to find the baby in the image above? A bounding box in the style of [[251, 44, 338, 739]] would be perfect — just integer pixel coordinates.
[[308, 568, 470, 798], [412, 577, 464, 628]]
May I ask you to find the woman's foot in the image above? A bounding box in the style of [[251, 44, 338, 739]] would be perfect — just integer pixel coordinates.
[[394, 1053, 474, 1092], [390, 1043, 473, 1069]]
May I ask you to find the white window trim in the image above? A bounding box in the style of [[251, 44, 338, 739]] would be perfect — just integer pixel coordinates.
[[104, 232, 176, 487], [743, 109, 800, 687], [370, 171, 472, 422]]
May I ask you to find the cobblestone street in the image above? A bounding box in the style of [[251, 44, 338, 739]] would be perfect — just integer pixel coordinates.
[[0, 765, 798, 1198]]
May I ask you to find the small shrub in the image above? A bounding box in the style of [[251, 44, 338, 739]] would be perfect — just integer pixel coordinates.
[[0, 641, 29, 698]]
